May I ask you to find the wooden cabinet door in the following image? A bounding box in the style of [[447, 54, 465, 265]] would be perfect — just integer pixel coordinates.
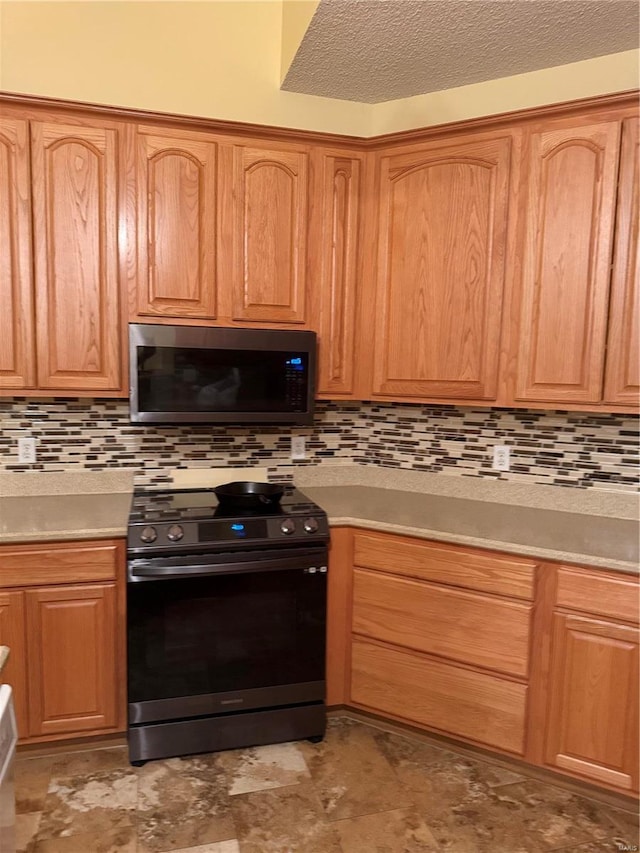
[[136, 127, 217, 319], [515, 121, 621, 404], [229, 144, 308, 324], [372, 133, 513, 400], [545, 613, 639, 792], [0, 590, 29, 738], [311, 149, 362, 396], [0, 117, 35, 390], [25, 583, 118, 737], [604, 118, 639, 405], [31, 121, 122, 391]]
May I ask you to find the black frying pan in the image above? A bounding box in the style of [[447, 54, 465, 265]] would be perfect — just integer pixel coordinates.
[[213, 481, 285, 508]]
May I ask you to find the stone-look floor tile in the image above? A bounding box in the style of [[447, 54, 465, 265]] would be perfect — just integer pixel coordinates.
[[37, 767, 138, 840], [230, 782, 342, 853], [14, 757, 56, 814], [299, 717, 411, 821], [15, 810, 41, 853], [137, 756, 235, 853], [32, 823, 137, 852], [215, 741, 310, 795], [375, 752, 539, 852], [170, 842, 241, 853], [490, 780, 638, 851], [334, 807, 441, 853], [555, 842, 638, 852], [49, 747, 130, 780], [375, 728, 525, 793]]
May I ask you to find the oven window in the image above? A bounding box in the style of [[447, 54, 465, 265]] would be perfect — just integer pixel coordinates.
[[127, 569, 326, 702]]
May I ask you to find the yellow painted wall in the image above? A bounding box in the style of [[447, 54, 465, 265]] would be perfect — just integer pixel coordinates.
[[0, 1, 637, 137], [0, 0, 367, 135]]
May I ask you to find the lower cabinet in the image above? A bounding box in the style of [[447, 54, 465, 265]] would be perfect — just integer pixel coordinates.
[[542, 568, 639, 793], [330, 528, 640, 797], [346, 531, 536, 756], [351, 637, 528, 755], [0, 539, 125, 742]]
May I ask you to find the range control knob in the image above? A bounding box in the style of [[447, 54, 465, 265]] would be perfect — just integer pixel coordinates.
[[303, 518, 319, 534], [280, 519, 296, 535], [140, 526, 157, 544], [167, 524, 184, 542]]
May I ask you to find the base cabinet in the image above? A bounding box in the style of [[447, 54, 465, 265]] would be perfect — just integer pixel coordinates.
[[542, 568, 639, 793], [0, 539, 125, 742], [351, 637, 527, 755], [347, 531, 535, 756], [335, 528, 639, 798]]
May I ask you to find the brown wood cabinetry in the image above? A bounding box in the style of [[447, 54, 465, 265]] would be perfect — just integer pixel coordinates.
[[371, 133, 514, 401], [0, 91, 637, 409], [135, 126, 218, 320], [604, 117, 639, 406], [0, 590, 29, 737], [348, 530, 536, 755], [514, 119, 622, 404], [0, 539, 125, 743], [226, 142, 309, 325], [0, 117, 35, 390], [0, 111, 126, 396], [31, 121, 124, 392], [541, 565, 639, 793], [310, 148, 363, 397]]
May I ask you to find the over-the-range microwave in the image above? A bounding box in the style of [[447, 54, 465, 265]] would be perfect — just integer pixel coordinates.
[[129, 323, 317, 425]]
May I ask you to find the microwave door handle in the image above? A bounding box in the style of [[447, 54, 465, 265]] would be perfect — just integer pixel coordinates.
[[129, 553, 322, 579]]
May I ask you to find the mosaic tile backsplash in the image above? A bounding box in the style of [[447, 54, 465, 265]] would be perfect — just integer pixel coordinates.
[[0, 398, 638, 491]]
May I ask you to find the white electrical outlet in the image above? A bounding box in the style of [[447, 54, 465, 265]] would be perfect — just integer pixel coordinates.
[[18, 437, 37, 464], [291, 436, 306, 461], [492, 445, 510, 471]]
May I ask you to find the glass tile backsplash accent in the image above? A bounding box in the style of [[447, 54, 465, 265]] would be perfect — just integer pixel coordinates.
[[1, 398, 638, 491]]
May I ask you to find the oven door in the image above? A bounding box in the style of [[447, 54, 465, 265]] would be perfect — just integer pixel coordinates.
[[127, 546, 327, 725]]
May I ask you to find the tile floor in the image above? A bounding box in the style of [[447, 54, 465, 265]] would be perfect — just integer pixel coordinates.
[[14, 716, 639, 853]]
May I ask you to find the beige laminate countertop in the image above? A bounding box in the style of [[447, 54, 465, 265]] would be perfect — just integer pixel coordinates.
[[0, 471, 132, 544], [302, 485, 639, 574], [0, 467, 637, 574]]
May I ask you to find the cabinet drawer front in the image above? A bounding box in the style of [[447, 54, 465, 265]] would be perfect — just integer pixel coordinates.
[[556, 567, 639, 623], [353, 569, 531, 678], [0, 541, 119, 587], [354, 531, 536, 600], [351, 638, 527, 755]]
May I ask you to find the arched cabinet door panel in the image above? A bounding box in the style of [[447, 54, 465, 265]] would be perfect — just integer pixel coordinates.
[[136, 127, 218, 320], [515, 121, 621, 404], [373, 134, 513, 400], [230, 145, 309, 324], [603, 117, 639, 406], [31, 121, 123, 392], [0, 117, 35, 389], [312, 150, 362, 396]]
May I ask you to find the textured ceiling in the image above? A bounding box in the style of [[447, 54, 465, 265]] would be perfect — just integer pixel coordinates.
[[281, 0, 640, 103]]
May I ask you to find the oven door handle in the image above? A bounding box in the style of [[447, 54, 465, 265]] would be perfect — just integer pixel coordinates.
[[128, 552, 326, 580]]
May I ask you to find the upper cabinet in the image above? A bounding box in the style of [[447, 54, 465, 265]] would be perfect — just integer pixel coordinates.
[[603, 118, 639, 406], [31, 121, 123, 392], [311, 148, 363, 397], [135, 126, 218, 320], [371, 133, 514, 401], [1, 94, 637, 410], [513, 120, 621, 405], [0, 117, 35, 390], [226, 142, 309, 325], [0, 112, 126, 397]]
